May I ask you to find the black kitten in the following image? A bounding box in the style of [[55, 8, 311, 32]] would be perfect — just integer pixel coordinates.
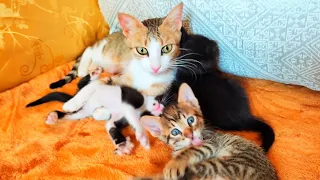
[[165, 32, 275, 152]]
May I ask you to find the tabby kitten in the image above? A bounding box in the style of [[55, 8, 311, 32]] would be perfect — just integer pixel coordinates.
[[50, 3, 184, 97], [139, 83, 277, 180]]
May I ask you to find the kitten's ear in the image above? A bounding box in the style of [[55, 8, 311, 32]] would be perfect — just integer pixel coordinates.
[[178, 83, 199, 107], [162, 3, 183, 31], [118, 13, 144, 37], [141, 116, 162, 137]]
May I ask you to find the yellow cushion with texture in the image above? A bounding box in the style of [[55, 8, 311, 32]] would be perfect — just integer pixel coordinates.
[[0, 0, 109, 92]]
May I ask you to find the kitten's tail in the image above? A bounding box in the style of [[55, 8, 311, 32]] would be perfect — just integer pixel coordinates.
[[246, 117, 275, 152], [49, 57, 81, 89], [26, 92, 73, 107]]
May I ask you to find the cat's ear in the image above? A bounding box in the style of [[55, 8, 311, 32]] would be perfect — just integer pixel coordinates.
[[162, 2, 183, 31], [118, 13, 144, 37], [141, 116, 162, 137], [178, 83, 199, 107]]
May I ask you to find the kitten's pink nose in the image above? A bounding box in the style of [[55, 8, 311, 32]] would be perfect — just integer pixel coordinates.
[[151, 66, 161, 73]]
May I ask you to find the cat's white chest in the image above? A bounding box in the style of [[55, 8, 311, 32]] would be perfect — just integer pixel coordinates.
[[128, 60, 175, 90]]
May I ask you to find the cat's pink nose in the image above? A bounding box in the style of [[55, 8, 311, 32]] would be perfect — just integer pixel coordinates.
[[151, 66, 161, 73]]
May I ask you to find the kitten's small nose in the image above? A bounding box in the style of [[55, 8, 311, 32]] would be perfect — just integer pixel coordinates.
[[151, 66, 161, 73], [183, 128, 193, 139]]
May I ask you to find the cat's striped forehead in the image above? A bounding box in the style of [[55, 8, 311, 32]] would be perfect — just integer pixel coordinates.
[[142, 18, 163, 38]]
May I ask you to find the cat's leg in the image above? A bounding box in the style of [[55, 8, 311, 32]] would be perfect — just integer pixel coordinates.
[[121, 103, 150, 150], [78, 47, 94, 77], [92, 107, 112, 120], [106, 118, 134, 155], [45, 110, 89, 124], [79, 39, 107, 77], [62, 81, 100, 112], [164, 143, 218, 180]]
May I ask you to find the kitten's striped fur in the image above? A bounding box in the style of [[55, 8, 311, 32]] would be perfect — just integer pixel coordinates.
[[138, 83, 277, 180]]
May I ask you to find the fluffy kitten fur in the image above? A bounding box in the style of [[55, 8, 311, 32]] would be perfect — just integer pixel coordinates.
[[163, 32, 275, 152], [50, 3, 184, 97], [138, 83, 277, 180]]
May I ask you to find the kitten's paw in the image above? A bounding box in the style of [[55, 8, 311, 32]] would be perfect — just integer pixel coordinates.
[[164, 160, 188, 180], [114, 137, 134, 155], [45, 111, 58, 125], [89, 66, 103, 80], [92, 107, 111, 120], [136, 132, 150, 150], [63, 102, 80, 112]]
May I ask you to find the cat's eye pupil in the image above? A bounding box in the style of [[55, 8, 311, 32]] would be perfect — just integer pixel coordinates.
[[136, 47, 148, 55], [171, 128, 180, 136], [187, 117, 194, 125], [161, 44, 172, 54]]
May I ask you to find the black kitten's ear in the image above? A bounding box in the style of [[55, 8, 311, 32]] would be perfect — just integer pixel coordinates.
[[178, 83, 199, 107], [141, 116, 162, 137]]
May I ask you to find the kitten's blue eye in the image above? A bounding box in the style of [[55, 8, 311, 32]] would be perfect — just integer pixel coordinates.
[[187, 117, 195, 125], [171, 128, 181, 136]]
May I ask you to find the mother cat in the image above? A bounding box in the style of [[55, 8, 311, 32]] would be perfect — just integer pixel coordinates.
[[50, 3, 184, 97]]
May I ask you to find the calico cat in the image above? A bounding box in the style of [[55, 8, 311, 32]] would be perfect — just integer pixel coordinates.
[[30, 67, 164, 155], [137, 83, 277, 180], [50, 3, 184, 97], [163, 33, 275, 152]]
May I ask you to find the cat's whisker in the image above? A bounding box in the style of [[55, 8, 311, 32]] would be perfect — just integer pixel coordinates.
[[175, 58, 206, 69], [162, 92, 174, 105], [171, 64, 198, 79], [173, 52, 202, 61], [179, 48, 192, 51], [173, 61, 198, 69]]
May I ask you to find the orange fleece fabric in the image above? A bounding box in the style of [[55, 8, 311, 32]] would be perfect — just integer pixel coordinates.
[[0, 62, 319, 180]]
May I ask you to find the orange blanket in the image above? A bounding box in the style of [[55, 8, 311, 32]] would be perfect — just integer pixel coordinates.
[[0, 62, 319, 180]]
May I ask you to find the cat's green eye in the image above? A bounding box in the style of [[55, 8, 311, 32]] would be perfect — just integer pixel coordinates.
[[171, 128, 181, 136], [161, 44, 173, 54], [136, 47, 148, 55], [187, 116, 195, 125]]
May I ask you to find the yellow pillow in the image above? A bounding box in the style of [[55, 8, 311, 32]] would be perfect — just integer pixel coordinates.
[[0, 0, 109, 92]]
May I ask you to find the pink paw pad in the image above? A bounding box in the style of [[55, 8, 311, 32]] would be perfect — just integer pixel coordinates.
[[45, 112, 58, 125]]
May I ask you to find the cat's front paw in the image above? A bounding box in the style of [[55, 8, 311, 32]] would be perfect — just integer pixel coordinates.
[[63, 102, 80, 112], [164, 159, 188, 180], [114, 137, 134, 155], [136, 131, 150, 150]]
